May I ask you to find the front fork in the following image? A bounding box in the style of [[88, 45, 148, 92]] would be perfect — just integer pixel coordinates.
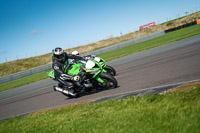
[[93, 70, 105, 83]]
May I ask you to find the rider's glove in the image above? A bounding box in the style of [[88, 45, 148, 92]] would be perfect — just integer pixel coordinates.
[[72, 75, 80, 81], [83, 56, 89, 61]]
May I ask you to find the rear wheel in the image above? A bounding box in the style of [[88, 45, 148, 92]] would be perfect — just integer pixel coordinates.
[[104, 65, 116, 76], [95, 73, 118, 89]]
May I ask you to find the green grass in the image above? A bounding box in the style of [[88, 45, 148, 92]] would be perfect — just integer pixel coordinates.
[[99, 24, 200, 61], [0, 69, 51, 92], [0, 84, 200, 133], [1, 24, 200, 92]]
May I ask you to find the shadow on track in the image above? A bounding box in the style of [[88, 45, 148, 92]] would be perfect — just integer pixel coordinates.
[[64, 86, 121, 100]]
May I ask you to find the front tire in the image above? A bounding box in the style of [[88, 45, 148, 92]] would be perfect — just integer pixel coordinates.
[[104, 65, 116, 76], [98, 73, 118, 89]]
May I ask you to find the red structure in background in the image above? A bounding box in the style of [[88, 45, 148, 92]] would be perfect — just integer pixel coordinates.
[[140, 22, 156, 30], [197, 19, 200, 24]]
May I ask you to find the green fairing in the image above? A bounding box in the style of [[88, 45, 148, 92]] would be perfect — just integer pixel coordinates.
[[91, 60, 104, 83], [97, 57, 106, 67], [103, 69, 107, 73], [99, 62, 104, 66], [47, 71, 55, 79], [67, 63, 82, 76], [98, 57, 105, 63], [97, 77, 104, 83]]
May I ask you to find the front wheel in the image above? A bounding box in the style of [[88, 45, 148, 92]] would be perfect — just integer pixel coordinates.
[[95, 73, 118, 89], [104, 65, 116, 76]]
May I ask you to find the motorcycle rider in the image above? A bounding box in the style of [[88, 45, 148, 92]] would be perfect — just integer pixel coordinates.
[[52, 47, 85, 96]]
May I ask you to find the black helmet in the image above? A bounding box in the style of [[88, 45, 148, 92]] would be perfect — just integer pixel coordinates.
[[52, 47, 65, 61]]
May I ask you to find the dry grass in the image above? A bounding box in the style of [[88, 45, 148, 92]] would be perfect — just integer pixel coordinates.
[[160, 81, 200, 94], [0, 11, 200, 77], [0, 53, 52, 77]]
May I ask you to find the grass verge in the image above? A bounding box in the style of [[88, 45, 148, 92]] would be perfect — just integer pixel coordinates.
[[0, 69, 51, 92], [1, 24, 200, 92], [0, 82, 200, 133]]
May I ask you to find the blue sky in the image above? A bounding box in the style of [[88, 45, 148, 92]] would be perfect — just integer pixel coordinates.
[[0, 0, 199, 63]]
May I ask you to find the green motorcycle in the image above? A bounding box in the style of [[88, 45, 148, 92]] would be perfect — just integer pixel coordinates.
[[71, 51, 116, 76], [92, 56, 116, 76], [47, 59, 118, 97], [77, 55, 116, 76]]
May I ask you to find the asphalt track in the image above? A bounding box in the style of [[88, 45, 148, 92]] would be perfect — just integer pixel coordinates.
[[0, 35, 200, 120]]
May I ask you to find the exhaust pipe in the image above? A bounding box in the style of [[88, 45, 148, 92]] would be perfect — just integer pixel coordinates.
[[84, 83, 92, 88], [54, 86, 77, 96]]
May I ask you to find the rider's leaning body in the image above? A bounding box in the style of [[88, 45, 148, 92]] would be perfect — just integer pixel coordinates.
[[52, 47, 84, 90]]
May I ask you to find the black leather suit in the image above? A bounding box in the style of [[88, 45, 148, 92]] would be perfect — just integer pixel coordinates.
[[52, 52, 83, 88]]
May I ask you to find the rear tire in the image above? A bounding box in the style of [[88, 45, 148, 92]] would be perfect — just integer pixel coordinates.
[[104, 65, 116, 76]]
